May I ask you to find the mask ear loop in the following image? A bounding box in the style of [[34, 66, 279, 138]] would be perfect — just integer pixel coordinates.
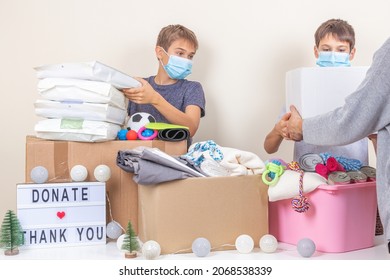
[[157, 46, 172, 75]]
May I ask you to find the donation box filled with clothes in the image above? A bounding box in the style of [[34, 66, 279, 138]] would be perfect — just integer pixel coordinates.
[[138, 175, 269, 255], [25, 136, 187, 231]]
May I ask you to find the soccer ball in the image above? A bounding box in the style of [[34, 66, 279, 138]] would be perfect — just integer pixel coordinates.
[[127, 112, 156, 132]]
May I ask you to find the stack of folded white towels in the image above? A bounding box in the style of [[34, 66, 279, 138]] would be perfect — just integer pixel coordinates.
[[33, 61, 140, 142]]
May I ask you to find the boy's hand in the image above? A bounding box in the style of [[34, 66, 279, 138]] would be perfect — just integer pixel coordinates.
[[122, 77, 159, 105]]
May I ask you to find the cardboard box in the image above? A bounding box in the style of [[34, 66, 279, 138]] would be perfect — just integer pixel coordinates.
[[138, 175, 269, 254], [25, 136, 187, 232], [285, 67, 368, 118], [269, 181, 377, 253]]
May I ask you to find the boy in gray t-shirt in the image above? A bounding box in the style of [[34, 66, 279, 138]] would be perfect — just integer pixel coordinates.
[[123, 24, 206, 141]]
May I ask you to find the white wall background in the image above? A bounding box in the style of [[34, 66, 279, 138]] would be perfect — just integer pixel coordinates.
[[1, 0, 389, 219]]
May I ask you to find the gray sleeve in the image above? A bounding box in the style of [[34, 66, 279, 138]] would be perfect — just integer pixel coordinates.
[[184, 81, 206, 117], [303, 37, 390, 146]]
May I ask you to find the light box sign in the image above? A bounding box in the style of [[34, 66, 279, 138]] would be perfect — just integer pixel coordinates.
[[17, 182, 106, 248]]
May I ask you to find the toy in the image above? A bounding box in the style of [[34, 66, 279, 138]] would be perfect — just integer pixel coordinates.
[[137, 126, 158, 140], [127, 112, 156, 133], [126, 129, 138, 140], [288, 161, 310, 213], [117, 129, 128, 140], [262, 160, 285, 185]]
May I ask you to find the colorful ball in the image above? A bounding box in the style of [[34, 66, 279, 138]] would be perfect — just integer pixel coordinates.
[[117, 129, 128, 140], [70, 165, 88, 182], [126, 130, 138, 140], [235, 234, 254, 254], [142, 240, 161, 260], [297, 238, 316, 258], [30, 166, 49, 184], [259, 234, 278, 253], [94, 164, 111, 182], [192, 237, 211, 257]]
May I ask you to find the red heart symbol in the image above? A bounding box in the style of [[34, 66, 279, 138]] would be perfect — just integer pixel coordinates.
[[57, 211, 65, 219]]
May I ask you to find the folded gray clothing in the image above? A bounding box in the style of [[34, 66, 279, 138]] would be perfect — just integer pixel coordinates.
[[117, 148, 204, 185]]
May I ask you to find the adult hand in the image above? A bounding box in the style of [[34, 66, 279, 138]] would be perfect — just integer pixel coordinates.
[[287, 105, 303, 141]]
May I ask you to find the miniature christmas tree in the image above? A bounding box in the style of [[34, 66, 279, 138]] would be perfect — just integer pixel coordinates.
[[0, 210, 24, 256], [121, 220, 139, 258]]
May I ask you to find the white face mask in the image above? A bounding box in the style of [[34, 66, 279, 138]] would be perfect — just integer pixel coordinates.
[[160, 48, 193, 79], [316, 51, 351, 67]]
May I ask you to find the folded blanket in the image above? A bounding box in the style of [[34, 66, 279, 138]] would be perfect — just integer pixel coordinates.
[[268, 170, 327, 202], [185, 141, 265, 176]]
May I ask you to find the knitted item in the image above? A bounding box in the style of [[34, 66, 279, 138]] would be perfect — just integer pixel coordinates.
[[320, 153, 362, 171]]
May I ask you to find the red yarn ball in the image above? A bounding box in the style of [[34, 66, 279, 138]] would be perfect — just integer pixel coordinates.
[[126, 130, 138, 140]]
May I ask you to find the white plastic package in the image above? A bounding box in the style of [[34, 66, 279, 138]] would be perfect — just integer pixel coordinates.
[[37, 78, 127, 109], [34, 61, 141, 89], [34, 118, 121, 142], [34, 99, 127, 125]]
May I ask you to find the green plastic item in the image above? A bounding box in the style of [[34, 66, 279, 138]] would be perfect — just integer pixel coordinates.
[[145, 122, 189, 130]]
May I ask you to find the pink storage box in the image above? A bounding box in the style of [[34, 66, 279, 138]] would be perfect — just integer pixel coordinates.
[[269, 181, 377, 253]]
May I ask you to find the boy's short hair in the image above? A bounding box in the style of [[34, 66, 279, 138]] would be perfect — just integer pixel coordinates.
[[157, 24, 198, 51], [314, 19, 355, 50]]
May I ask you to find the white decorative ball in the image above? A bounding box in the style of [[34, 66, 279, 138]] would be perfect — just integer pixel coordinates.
[[94, 164, 111, 182], [70, 165, 88, 182], [235, 234, 254, 254], [297, 238, 316, 258], [142, 240, 161, 260], [259, 234, 278, 253], [127, 112, 156, 133], [192, 237, 211, 257], [116, 234, 127, 252], [30, 166, 49, 184], [106, 221, 122, 239]]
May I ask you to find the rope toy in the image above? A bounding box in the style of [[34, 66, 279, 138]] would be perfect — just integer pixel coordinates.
[[320, 153, 362, 171], [288, 161, 310, 213], [262, 160, 285, 185]]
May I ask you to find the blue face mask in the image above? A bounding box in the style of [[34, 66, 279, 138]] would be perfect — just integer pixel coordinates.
[[316, 51, 351, 67], [160, 48, 193, 80]]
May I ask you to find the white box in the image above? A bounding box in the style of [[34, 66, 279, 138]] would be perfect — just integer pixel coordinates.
[[286, 67, 368, 118]]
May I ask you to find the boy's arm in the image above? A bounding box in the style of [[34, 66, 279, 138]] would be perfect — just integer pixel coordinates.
[[123, 78, 201, 137], [263, 112, 291, 154]]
